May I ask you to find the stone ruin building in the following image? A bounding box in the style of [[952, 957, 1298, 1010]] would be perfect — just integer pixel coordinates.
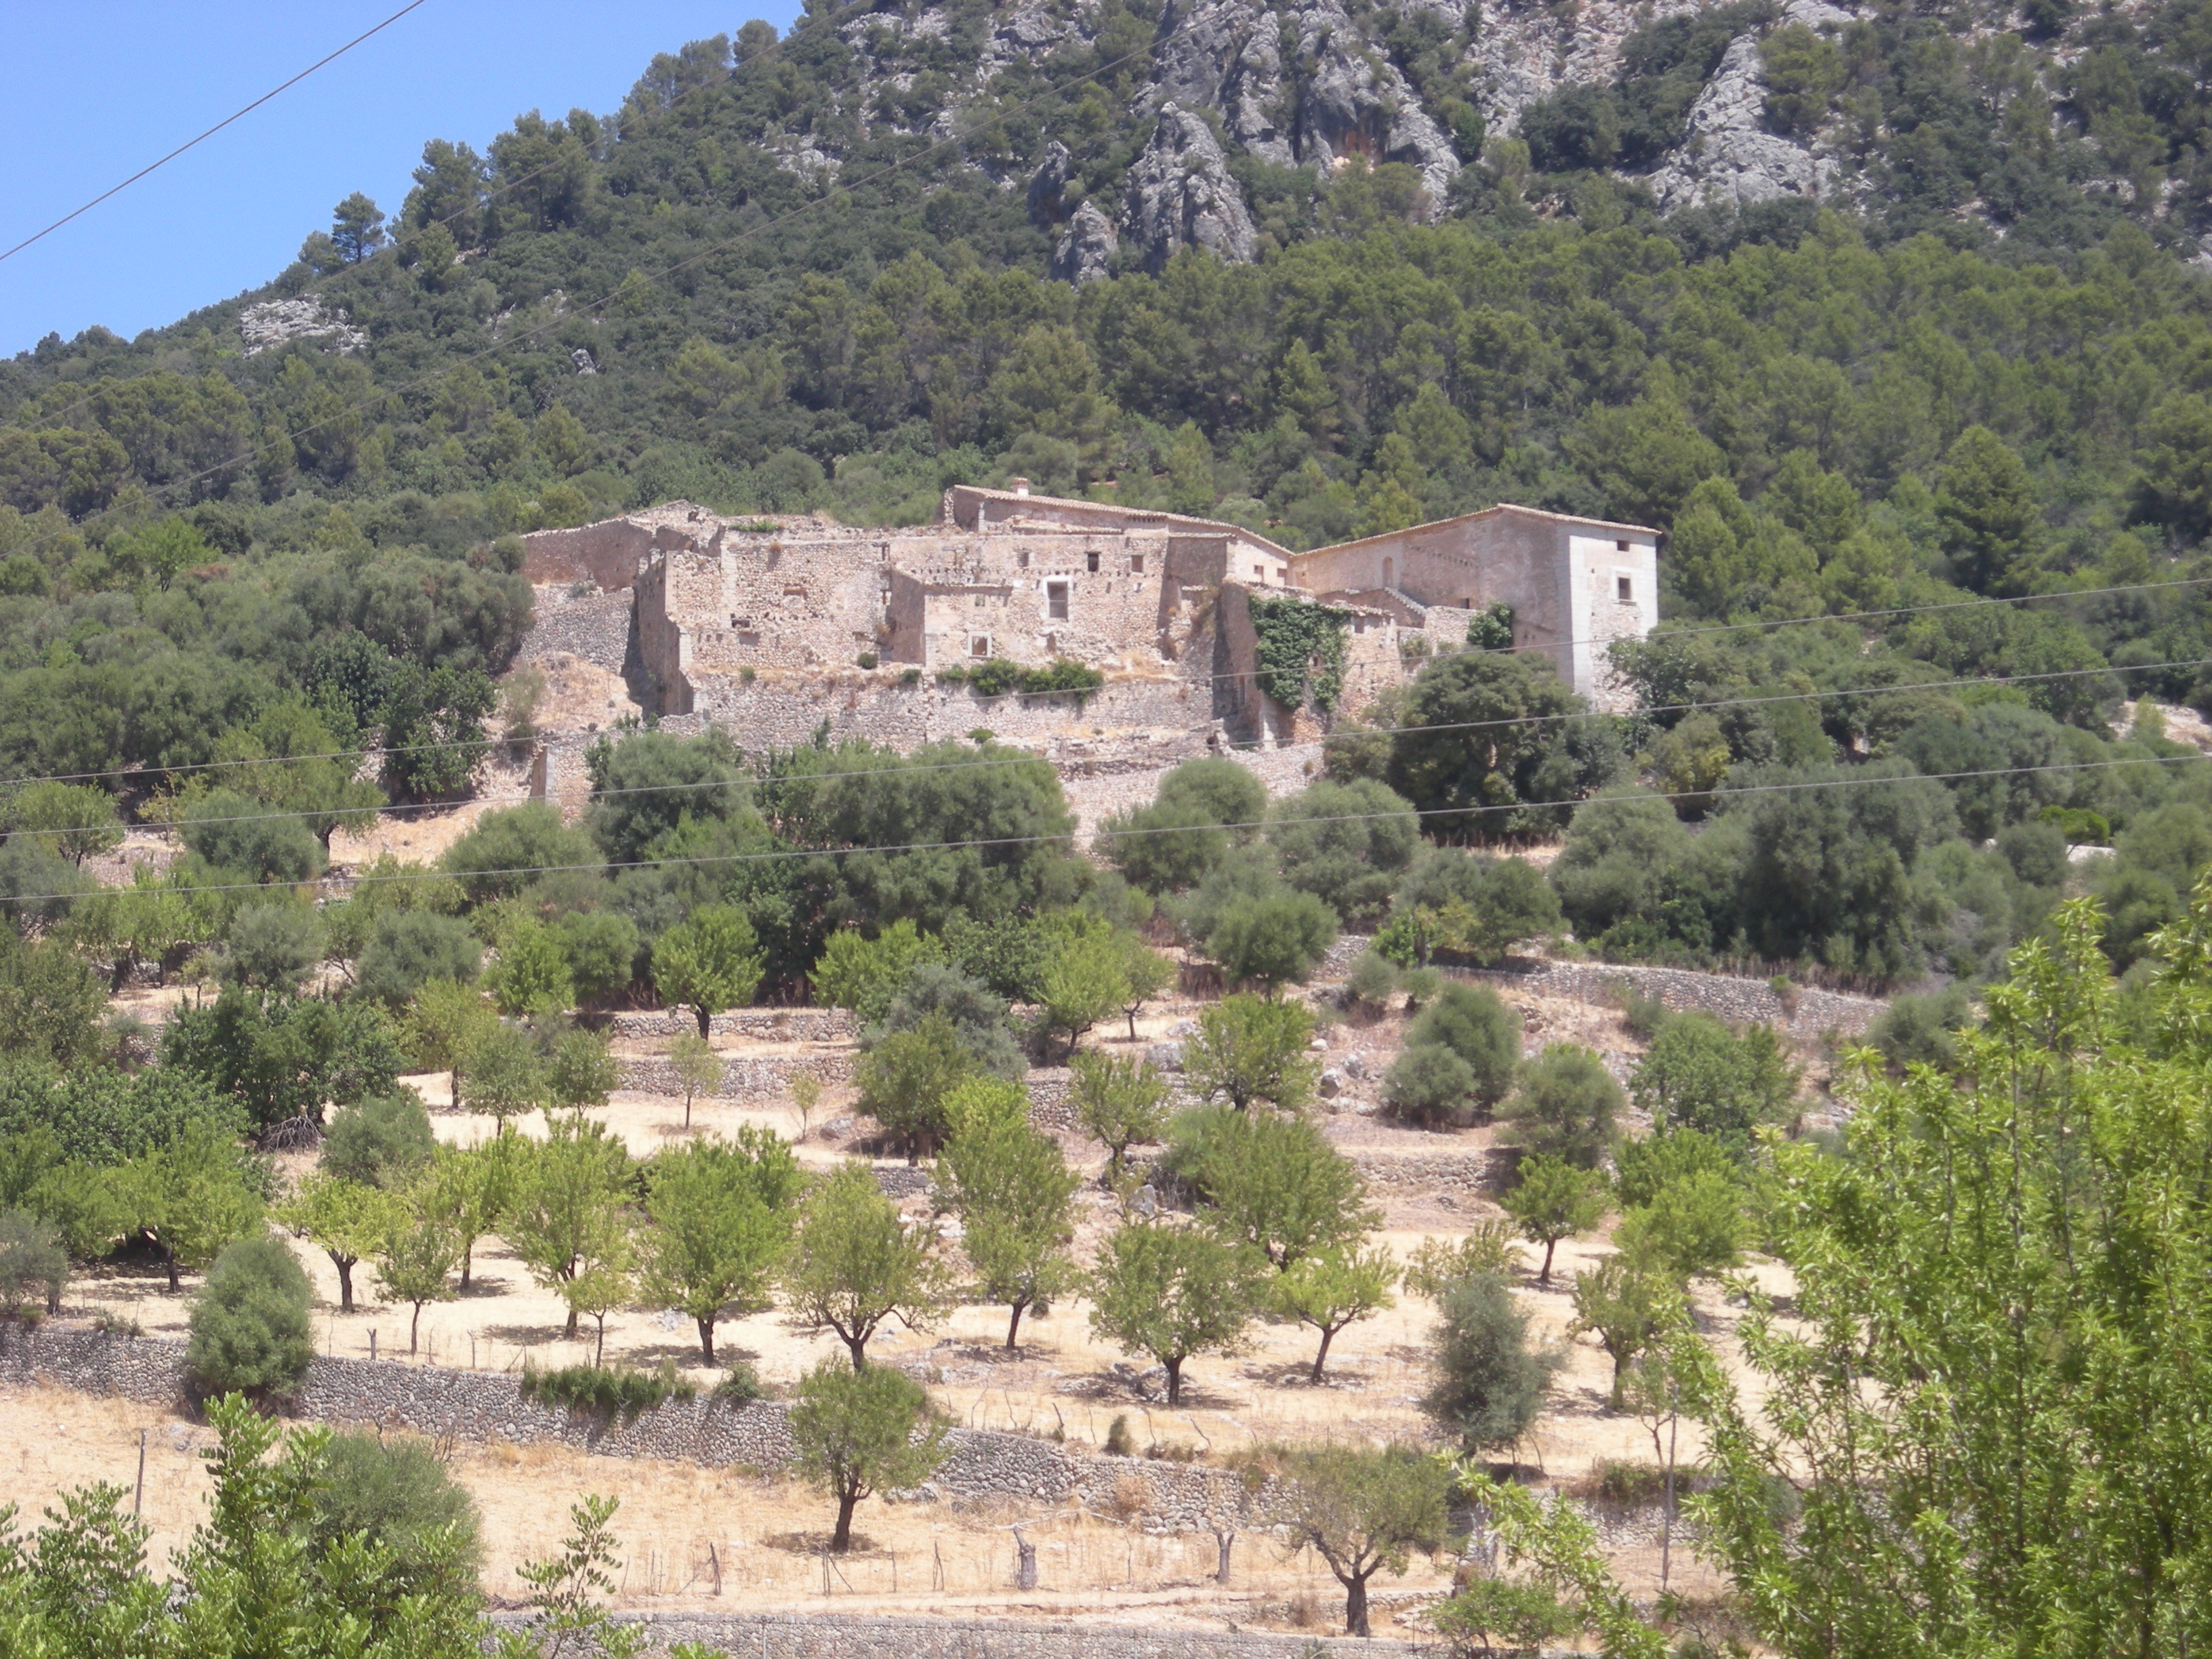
[[519, 483, 1658, 769]]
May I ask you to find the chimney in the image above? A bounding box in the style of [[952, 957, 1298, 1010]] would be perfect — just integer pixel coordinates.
[[1008, 476, 1031, 497]]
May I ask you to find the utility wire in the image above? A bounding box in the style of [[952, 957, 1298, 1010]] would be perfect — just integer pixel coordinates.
[[0, 651, 2194, 836], [0, 1, 432, 268], [0, 583, 2190, 792], [0, 7, 1210, 565], [3, 747, 2191, 910], [23, 0, 880, 435]]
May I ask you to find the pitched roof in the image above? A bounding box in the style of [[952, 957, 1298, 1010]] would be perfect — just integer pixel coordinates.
[[1291, 501, 1663, 562]]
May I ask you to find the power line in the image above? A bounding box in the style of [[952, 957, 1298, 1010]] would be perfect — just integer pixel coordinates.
[[1, 8, 1207, 566], [0, 646, 2185, 836], [4, 748, 2192, 911], [0, 650, 2191, 837], [0, 575, 2188, 792], [0, 1, 432, 268], [22, 1, 877, 436]]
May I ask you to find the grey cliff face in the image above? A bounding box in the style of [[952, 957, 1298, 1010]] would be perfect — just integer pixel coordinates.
[[1150, 0, 1462, 216], [1122, 103, 1260, 271], [1052, 201, 1122, 285], [1643, 25, 1839, 211]]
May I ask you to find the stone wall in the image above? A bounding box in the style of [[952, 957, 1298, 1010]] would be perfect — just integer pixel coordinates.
[[523, 504, 720, 592], [678, 675, 1218, 769], [609, 1009, 861, 1042], [574, 1611, 1456, 1659], [517, 585, 634, 672], [0, 1327, 1252, 1529], [1467, 960, 1883, 1044], [620, 1053, 856, 1099]]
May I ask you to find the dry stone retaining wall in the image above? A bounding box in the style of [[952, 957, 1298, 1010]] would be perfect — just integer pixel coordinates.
[[1467, 960, 1883, 1042], [556, 1611, 1458, 1659], [621, 1054, 856, 1100], [609, 1009, 861, 1042]]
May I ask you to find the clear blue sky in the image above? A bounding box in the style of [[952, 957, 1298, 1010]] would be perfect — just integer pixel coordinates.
[[0, 1, 805, 359]]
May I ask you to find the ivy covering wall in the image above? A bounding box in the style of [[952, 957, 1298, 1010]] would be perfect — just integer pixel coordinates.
[[1249, 596, 1351, 712]]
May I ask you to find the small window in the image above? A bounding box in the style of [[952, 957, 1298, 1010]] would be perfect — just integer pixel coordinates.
[[970, 634, 991, 659], [1130, 552, 1145, 575], [1018, 550, 1029, 569], [1254, 563, 1265, 578], [1086, 551, 1101, 573], [975, 594, 988, 609], [1616, 574, 1635, 602], [1616, 539, 1631, 552], [1046, 581, 1070, 621], [1382, 557, 1394, 587]]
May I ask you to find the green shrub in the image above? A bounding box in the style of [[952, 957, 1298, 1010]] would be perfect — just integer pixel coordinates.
[[321, 1092, 436, 1188], [0, 1209, 66, 1317], [309, 1431, 485, 1591], [518, 1359, 696, 1420], [1423, 1273, 1560, 1454], [186, 1235, 314, 1397], [716, 1359, 767, 1403]]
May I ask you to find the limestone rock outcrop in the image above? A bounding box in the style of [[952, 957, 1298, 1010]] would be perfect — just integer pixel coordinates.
[[1122, 103, 1258, 271], [1643, 30, 1838, 211], [1051, 201, 1121, 285]]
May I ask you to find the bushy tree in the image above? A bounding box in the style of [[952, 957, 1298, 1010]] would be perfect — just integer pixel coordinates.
[[321, 1091, 435, 1188], [1087, 1220, 1264, 1404], [187, 1235, 314, 1396], [1205, 890, 1339, 989], [935, 1117, 1080, 1348], [1425, 1273, 1557, 1452], [638, 1128, 798, 1361], [789, 1359, 945, 1553], [872, 962, 1025, 1079], [504, 1111, 632, 1336], [1383, 653, 1615, 838], [1267, 779, 1421, 927], [183, 790, 325, 884], [1272, 1244, 1399, 1382], [1069, 1050, 1170, 1185], [652, 904, 764, 1038], [1274, 1445, 1454, 1635], [782, 1162, 949, 1369], [1502, 1044, 1622, 1168], [1500, 1153, 1609, 1284], [440, 803, 594, 905], [309, 1430, 485, 1595], [217, 902, 323, 991], [1182, 994, 1319, 1111], [355, 910, 481, 1006], [1386, 981, 1520, 1124], [1156, 757, 1269, 837], [459, 1018, 545, 1127], [1629, 1014, 1796, 1144]]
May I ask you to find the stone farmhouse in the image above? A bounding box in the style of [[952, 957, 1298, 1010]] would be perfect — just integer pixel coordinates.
[[520, 485, 1658, 764]]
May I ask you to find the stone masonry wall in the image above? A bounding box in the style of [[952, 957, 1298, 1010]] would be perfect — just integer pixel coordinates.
[[578, 1610, 1462, 1659], [593, 1612, 1458, 1659]]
